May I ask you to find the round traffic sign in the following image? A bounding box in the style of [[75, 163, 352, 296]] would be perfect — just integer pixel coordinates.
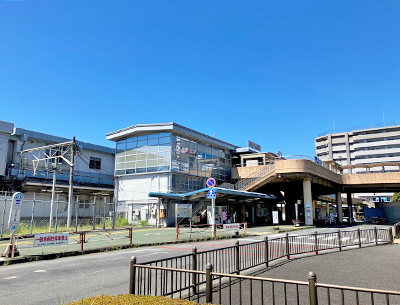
[[206, 178, 216, 188]]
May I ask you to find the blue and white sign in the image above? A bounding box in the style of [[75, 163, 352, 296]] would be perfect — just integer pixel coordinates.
[[207, 188, 216, 199], [8, 192, 24, 232]]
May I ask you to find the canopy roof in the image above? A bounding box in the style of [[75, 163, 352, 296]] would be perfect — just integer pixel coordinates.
[[149, 187, 278, 202]]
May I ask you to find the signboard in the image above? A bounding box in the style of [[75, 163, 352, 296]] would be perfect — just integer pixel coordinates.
[[34, 233, 69, 247], [272, 211, 279, 224], [248, 140, 261, 152], [207, 188, 216, 199], [206, 178, 216, 187], [223, 223, 240, 232], [176, 204, 192, 218], [304, 202, 312, 225], [8, 192, 23, 232]]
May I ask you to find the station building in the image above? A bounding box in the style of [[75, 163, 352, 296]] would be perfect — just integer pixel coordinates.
[[106, 123, 278, 226]]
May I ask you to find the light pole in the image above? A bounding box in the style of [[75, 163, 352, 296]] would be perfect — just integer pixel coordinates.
[[49, 163, 57, 232]]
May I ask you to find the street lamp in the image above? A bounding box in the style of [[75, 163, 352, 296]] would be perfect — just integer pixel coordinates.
[[49, 163, 57, 232]]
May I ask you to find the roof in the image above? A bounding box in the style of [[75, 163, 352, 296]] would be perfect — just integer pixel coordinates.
[[149, 187, 278, 202], [13, 128, 115, 154], [106, 122, 238, 150]]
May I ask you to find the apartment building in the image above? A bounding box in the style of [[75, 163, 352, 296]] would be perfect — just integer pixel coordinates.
[[316, 123, 400, 173], [315, 122, 400, 203]]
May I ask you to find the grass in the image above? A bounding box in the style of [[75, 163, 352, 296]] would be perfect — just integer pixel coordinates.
[[1, 216, 138, 238], [63, 295, 203, 305]]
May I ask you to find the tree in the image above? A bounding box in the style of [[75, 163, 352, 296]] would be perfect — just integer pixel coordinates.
[[392, 192, 400, 202]]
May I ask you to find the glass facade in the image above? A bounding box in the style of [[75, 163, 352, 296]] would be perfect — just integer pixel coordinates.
[[115, 132, 171, 175], [114, 131, 232, 191]]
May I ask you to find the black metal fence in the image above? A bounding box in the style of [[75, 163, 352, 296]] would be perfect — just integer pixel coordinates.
[[130, 227, 395, 304]]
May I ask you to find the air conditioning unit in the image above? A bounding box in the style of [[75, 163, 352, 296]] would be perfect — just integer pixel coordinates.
[[134, 209, 140, 216], [151, 208, 156, 215]]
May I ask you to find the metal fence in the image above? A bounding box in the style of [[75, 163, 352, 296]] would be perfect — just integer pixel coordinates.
[[130, 227, 394, 304], [130, 263, 400, 305], [0, 193, 116, 238]]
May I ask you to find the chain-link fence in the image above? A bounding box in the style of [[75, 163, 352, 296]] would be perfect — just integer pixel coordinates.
[[0, 192, 119, 238]]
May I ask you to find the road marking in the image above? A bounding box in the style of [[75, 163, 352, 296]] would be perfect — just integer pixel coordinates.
[[135, 252, 169, 257], [145, 233, 161, 235], [3, 276, 18, 280], [34, 270, 46, 273]]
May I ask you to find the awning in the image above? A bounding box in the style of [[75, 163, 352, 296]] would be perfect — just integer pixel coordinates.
[[149, 187, 278, 202]]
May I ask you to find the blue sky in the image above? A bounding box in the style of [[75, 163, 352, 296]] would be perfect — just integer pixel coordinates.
[[1, 1, 399, 157]]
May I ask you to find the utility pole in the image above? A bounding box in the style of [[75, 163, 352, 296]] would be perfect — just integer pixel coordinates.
[[67, 137, 76, 227]]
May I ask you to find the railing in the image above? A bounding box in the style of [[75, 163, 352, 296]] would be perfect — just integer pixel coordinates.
[[131, 227, 393, 302], [130, 249, 400, 304], [235, 163, 275, 191], [177, 223, 247, 240]]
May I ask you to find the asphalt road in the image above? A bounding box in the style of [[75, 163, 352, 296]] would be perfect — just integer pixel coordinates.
[[0, 225, 394, 305]]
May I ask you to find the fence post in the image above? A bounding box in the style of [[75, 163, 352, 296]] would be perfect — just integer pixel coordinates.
[[129, 256, 137, 294], [374, 226, 378, 246], [314, 231, 318, 255], [308, 271, 318, 305], [213, 224, 216, 238], [176, 225, 179, 240], [75, 195, 79, 232], [129, 228, 132, 245], [80, 232, 85, 251], [206, 263, 213, 304], [389, 227, 394, 244], [103, 197, 106, 230], [286, 232, 290, 260], [192, 247, 197, 294], [357, 228, 362, 248], [55, 195, 59, 233], [30, 193, 36, 235], [93, 196, 96, 230], [338, 229, 341, 251], [264, 236, 269, 267], [1, 192, 7, 238], [235, 240, 240, 274]]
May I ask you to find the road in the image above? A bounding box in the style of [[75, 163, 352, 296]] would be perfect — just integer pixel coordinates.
[[0, 225, 391, 305]]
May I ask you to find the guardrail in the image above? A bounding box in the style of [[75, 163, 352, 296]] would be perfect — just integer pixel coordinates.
[[177, 223, 247, 240], [130, 263, 400, 304], [7, 228, 133, 255], [130, 227, 393, 302]]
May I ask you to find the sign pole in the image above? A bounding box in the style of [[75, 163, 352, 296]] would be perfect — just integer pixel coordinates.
[[212, 197, 216, 237], [1, 192, 23, 258]]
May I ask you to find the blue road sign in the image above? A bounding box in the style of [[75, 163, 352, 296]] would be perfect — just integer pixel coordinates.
[[206, 178, 216, 188], [207, 188, 216, 199]]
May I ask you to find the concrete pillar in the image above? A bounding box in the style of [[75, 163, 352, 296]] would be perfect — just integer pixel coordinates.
[[241, 203, 246, 223], [337, 192, 343, 223], [251, 204, 255, 223], [347, 192, 353, 224], [303, 179, 314, 225]]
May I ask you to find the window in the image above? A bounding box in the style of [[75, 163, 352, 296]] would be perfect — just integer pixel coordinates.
[[89, 157, 101, 170]]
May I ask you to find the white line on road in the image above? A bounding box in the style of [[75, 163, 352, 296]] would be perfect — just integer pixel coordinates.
[[3, 276, 19, 280], [33, 270, 47, 273]]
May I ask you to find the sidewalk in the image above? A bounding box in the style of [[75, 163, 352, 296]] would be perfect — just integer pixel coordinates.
[[0, 224, 312, 265]]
